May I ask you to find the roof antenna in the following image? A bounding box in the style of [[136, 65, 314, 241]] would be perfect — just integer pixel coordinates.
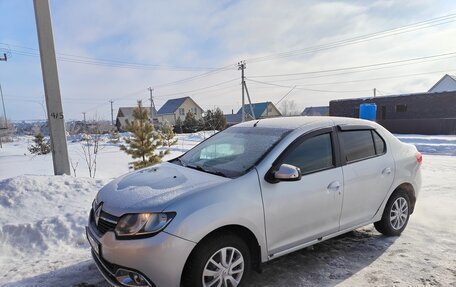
[[253, 119, 261, 127]]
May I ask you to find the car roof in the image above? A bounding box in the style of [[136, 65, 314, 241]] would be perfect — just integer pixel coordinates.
[[234, 116, 378, 130]]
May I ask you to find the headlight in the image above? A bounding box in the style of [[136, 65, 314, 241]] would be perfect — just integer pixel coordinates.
[[115, 212, 175, 237]]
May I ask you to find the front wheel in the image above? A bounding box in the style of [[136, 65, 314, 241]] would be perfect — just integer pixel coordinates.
[[374, 190, 411, 236], [183, 234, 251, 287]]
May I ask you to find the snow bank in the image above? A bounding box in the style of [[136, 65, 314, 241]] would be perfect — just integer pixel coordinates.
[[0, 175, 107, 284], [396, 134, 456, 156]]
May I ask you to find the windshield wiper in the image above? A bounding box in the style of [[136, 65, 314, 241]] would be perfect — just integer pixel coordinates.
[[186, 164, 227, 178], [172, 157, 186, 166]]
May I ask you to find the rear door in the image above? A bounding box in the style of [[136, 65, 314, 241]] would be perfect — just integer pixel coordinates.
[[337, 127, 395, 230], [260, 128, 344, 255]]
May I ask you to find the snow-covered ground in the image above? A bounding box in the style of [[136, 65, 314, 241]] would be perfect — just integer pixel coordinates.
[[0, 131, 214, 181], [0, 133, 455, 286]]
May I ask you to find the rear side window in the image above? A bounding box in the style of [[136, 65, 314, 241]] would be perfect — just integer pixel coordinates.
[[282, 133, 334, 175], [340, 130, 376, 162], [372, 131, 386, 155]]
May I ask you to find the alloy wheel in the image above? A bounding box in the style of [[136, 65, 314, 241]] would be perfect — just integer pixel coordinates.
[[202, 247, 244, 287], [390, 197, 408, 230]]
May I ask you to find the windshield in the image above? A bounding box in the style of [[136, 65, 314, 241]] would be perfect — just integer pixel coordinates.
[[175, 127, 290, 178]]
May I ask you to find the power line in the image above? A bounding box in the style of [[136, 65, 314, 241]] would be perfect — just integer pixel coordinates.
[[246, 13, 456, 63], [0, 43, 220, 72], [248, 51, 456, 78], [275, 86, 296, 105], [247, 78, 372, 93], [252, 55, 456, 82], [253, 69, 455, 87]]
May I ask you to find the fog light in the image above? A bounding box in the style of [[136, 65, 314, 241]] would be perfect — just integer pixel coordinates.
[[115, 268, 150, 287]]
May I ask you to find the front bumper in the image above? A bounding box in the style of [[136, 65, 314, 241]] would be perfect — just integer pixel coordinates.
[[86, 224, 196, 287]]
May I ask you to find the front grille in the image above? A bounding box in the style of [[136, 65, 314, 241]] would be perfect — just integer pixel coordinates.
[[97, 217, 117, 234], [90, 209, 119, 236]]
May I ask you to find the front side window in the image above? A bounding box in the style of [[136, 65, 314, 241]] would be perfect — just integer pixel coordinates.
[[340, 130, 376, 162], [282, 133, 334, 175], [179, 108, 185, 115], [178, 127, 290, 178]]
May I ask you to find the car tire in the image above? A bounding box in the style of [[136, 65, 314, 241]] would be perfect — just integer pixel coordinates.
[[182, 233, 251, 287], [374, 190, 411, 236]]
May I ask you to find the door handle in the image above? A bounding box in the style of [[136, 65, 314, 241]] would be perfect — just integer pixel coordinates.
[[327, 181, 341, 193], [382, 167, 392, 176]]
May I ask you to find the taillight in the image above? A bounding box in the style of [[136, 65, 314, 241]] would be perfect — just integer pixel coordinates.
[[416, 152, 423, 165]]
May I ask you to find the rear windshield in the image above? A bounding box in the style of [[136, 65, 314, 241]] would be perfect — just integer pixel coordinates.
[[177, 127, 291, 178]]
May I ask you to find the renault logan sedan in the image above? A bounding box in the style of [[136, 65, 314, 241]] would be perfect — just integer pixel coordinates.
[[86, 116, 422, 287]]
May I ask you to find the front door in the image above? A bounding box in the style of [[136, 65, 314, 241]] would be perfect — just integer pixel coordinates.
[[260, 130, 344, 255]]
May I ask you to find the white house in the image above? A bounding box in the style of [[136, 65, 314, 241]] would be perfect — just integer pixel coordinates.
[[428, 74, 456, 93], [156, 97, 204, 125]]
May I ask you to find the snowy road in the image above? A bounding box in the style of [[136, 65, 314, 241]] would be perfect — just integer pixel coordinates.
[[1, 135, 455, 286]]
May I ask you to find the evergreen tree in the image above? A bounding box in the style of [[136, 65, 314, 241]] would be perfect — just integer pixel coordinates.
[[120, 101, 168, 170], [204, 110, 214, 130], [108, 129, 120, 144], [161, 121, 178, 147], [174, 117, 183, 134], [28, 133, 51, 155], [212, 108, 227, 130], [183, 111, 199, 133], [204, 108, 226, 131]]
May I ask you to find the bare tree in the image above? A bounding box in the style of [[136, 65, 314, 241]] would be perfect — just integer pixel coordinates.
[[80, 133, 101, 178], [279, 100, 302, 116], [0, 117, 15, 147], [80, 120, 104, 178], [70, 158, 79, 177]]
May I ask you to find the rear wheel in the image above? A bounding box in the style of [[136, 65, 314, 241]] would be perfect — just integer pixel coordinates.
[[183, 233, 251, 287], [374, 190, 411, 236]]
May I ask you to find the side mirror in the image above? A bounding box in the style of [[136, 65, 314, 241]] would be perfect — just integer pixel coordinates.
[[273, 164, 301, 182]]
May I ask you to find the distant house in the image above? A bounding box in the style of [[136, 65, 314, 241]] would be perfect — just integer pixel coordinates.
[[156, 96, 204, 125], [302, 106, 329, 116], [329, 73, 456, 136], [428, 74, 456, 93], [225, 101, 281, 125], [116, 106, 157, 131]]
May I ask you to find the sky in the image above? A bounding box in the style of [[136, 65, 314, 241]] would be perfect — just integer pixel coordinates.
[[0, 0, 455, 122]]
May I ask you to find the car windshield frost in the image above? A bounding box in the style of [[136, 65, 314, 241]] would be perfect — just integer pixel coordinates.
[[176, 127, 290, 178]]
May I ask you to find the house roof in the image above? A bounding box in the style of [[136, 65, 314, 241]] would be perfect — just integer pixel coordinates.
[[157, 96, 203, 115], [236, 102, 275, 118], [428, 74, 456, 92], [302, 106, 329, 116], [116, 106, 157, 128], [117, 106, 157, 118], [224, 113, 243, 124]]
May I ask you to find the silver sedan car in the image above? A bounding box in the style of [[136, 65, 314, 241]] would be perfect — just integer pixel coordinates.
[[86, 116, 422, 287]]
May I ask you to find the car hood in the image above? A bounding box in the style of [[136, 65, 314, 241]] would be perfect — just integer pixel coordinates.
[[96, 162, 230, 217]]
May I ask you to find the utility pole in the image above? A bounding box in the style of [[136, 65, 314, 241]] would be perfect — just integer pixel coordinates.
[[0, 84, 6, 148], [34, 0, 70, 175], [374, 88, 376, 97], [0, 84, 6, 126], [0, 54, 7, 148], [237, 61, 255, 122], [238, 61, 246, 122], [82, 112, 86, 123], [109, 100, 114, 125], [148, 87, 156, 124]]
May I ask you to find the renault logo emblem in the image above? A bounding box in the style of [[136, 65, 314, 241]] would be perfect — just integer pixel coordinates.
[[95, 203, 103, 226]]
